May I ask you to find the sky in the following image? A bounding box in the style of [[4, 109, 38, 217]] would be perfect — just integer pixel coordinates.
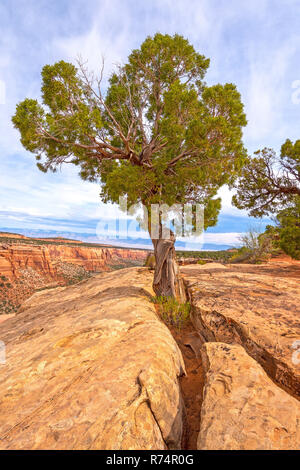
[[0, 0, 299, 248]]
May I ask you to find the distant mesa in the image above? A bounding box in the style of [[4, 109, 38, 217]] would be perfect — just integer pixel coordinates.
[[0, 232, 28, 239], [0, 231, 147, 315]]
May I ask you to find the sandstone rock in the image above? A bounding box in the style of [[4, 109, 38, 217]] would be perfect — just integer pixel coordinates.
[[0, 243, 147, 281], [0, 233, 28, 239], [178, 258, 199, 266], [198, 342, 300, 450], [0, 244, 56, 279], [0, 267, 185, 450], [0, 241, 148, 314], [182, 262, 300, 399]]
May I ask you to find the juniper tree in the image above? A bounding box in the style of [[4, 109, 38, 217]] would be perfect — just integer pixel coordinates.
[[13, 33, 247, 299], [233, 140, 300, 259]]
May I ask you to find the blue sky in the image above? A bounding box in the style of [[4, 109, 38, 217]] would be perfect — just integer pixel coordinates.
[[0, 0, 299, 248]]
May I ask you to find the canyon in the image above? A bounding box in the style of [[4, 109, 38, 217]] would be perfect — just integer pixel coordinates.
[[0, 233, 147, 315], [0, 259, 299, 449]]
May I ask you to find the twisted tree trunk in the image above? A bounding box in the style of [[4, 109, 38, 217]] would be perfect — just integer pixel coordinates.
[[151, 228, 186, 302]]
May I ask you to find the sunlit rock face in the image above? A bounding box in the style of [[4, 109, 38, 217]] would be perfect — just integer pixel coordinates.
[[0, 267, 185, 450], [182, 262, 300, 399], [198, 342, 300, 450], [0, 240, 147, 315]]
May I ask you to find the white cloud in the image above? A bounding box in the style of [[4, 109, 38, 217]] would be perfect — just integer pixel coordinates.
[[244, 41, 298, 148], [203, 232, 242, 245]]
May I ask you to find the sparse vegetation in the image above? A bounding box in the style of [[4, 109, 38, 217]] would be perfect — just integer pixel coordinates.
[[152, 295, 191, 330], [109, 259, 144, 271], [229, 227, 277, 264], [176, 250, 233, 262]]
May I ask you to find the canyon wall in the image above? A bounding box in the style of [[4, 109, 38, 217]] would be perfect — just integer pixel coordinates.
[[0, 239, 147, 314], [0, 243, 147, 280]]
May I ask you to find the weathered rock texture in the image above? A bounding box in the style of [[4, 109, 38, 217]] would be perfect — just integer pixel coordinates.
[[0, 243, 147, 280], [0, 267, 185, 450], [198, 342, 300, 450], [182, 262, 300, 399], [0, 238, 147, 315]]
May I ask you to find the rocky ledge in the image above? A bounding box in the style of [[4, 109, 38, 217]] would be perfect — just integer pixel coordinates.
[[199, 342, 300, 450], [182, 262, 300, 399], [0, 241, 147, 315], [1, 262, 300, 450], [0, 268, 185, 450]]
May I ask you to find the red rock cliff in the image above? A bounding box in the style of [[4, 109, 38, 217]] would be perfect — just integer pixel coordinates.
[[0, 243, 147, 280]]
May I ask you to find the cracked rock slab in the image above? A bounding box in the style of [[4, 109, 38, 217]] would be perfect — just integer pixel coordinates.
[[199, 342, 300, 450], [0, 267, 185, 450], [182, 262, 300, 399]]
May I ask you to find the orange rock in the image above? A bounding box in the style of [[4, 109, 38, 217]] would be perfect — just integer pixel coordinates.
[[198, 342, 300, 450], [0, 243, 147, 280], [182, 262, 300, 399], [0, 268, 185, 450]]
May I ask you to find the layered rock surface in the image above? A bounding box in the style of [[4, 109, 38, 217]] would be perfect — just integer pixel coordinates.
[[199, 342, 300, 450], [1, 258, 300, 450], [0, 239, 147, 315], [182, 262, 300, 399], [0, 242, 147, 280], [0, 267, 185, 450]]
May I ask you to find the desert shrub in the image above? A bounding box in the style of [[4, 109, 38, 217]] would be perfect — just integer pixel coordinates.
[[152, 296, 191, 330], [230, 227, 274, 264], [144, 253, 156, 269], [176, 250, 233, 262], [229, 246, 253, 263]]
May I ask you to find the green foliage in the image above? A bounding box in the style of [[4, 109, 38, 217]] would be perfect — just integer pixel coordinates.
[[230, 227, 275, 264], [176, 250, 233, 262], [229, 246, 253, 263], [271, 198, 300, 260], [13, 33, 247, 232], [144, 253, 156, 269], [152, 295, 191, 330], [233, 141, 300, 218], [233, 139, 299, 259], [197, 259, 207, 265]]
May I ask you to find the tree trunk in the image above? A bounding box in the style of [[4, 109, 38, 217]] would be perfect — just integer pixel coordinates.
[[151, 229, 186, 302]]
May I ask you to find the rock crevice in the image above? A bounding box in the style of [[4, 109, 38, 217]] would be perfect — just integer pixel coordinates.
[[182, 262, 300, 400]]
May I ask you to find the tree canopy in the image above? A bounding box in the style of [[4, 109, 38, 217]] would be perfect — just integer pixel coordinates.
[[13, 33, 247, 227], [233, 139, 300, 259], [232, 140, 300, 217], [12, 33, 247, 297]]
